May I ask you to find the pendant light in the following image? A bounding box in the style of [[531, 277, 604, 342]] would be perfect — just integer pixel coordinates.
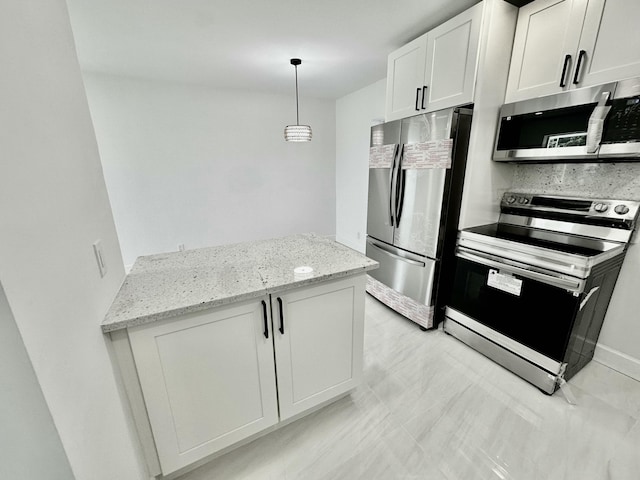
[[284, 58, 312, 142]]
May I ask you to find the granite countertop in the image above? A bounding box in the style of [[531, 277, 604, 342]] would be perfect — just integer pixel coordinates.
[[101, 233, 378, 332]]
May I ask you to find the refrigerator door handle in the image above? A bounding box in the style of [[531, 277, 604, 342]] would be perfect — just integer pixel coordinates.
[[395, 144, 406, 226], [367, 239, 426, 267], [389, 144, 399, 227]]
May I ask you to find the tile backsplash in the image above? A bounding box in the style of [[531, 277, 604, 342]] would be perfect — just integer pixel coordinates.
[[510, 163, 640, 200]]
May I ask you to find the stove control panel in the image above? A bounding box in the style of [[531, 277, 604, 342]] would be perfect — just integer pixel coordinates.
[[615, 204, 630, 215], [500, 193, 640, 223], [593, 203, 609, 213]]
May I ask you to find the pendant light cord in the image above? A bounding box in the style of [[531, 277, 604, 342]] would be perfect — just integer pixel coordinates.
[[294, 64, 300, 126]]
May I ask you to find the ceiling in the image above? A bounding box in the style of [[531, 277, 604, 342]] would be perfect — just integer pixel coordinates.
[[66, 0, 481, 99]]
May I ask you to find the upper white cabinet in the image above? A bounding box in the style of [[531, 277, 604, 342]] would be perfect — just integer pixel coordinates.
[[577, 0, 640, 88], [272, 276, 365, 420], [385, 36, 428, 121], [505, 0, 640, 103], [423, 3, 483, 113], [128, 298, 279, 475], [385, 2, 484, 121]]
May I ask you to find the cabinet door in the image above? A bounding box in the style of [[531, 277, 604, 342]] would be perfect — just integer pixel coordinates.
[[423, 2, 483, 112], [575, 0, 640, 87], [385, 35, 428, 122], [505, 0, 587, 103], [128, 299, 278, 475], [272, 275, 365, 420]]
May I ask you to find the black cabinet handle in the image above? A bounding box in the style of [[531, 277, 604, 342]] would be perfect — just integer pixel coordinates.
[[415, 88, 421, 111], [560, 54, 571, 87], [573, 50, 586, 85], [261, 300, 269, 339], [277, 297, 284, 334], [421, 86, 428, 109]]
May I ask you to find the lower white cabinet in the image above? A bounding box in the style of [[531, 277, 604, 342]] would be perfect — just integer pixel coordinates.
[[121, 274, 365, 476], [128, 298, 279, 475], [272, 277, 365, 420]]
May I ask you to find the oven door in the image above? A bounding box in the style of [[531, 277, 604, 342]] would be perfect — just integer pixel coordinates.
[[447, 248, 582, 363]]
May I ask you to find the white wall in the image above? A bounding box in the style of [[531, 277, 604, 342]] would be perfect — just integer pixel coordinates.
[[0, 1, 146, 479], [598, 243, 640, 379], [335, 79, 387, 253], [0, 283, 74, 480], [82, 73, 337, 267]]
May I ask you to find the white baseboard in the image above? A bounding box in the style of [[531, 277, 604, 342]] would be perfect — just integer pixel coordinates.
[[593, 343, 640, 381]]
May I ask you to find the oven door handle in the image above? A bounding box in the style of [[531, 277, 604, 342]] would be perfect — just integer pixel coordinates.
[[456, 248, 583, 293]]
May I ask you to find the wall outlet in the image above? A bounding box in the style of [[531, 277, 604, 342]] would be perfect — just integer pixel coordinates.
[[93, 240, 107, 278], [178, 244, 185, 252]]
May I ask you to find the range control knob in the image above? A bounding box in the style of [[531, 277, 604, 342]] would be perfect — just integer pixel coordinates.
[[614, 204, 630, 215], [505, 195, 516, 204], [593, 203, 609, 213], [518, 197, 529, 204]]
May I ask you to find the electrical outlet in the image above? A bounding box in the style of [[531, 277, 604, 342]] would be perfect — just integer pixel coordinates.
[[178, 244, 185, 252], [93, 240, 107, 278]]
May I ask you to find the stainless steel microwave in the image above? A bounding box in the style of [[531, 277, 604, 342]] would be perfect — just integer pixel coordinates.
[[493, 77, 640, 162]]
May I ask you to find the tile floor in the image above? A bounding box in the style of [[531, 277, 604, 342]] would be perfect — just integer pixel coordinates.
[[178, 295, 640, 480]]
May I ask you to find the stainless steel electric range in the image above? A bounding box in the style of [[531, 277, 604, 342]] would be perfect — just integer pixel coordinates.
[[444, 192, 639, 394]]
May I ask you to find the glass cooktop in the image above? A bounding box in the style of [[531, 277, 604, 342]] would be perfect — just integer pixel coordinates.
[[462, 223, 619, 258]]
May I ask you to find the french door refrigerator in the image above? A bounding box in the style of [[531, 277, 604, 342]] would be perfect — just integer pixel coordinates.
[[366, 107, 472, 329]]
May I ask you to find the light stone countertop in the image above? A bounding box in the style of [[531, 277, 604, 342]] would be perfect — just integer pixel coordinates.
[[101, 233, 378, 332]]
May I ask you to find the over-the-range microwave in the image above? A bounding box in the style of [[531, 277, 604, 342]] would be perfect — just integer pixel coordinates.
[[493, 77, 640, 162]]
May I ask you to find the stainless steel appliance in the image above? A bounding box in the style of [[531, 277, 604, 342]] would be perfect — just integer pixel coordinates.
[[444, 193, 639, 394], [366, 107, 472, 329], [493, 77, 640, 162]]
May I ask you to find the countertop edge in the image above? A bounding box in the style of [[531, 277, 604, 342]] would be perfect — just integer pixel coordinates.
[[101, 266, 377, 333], [264, 265, 377, 295], [100, 289, 267, 333]]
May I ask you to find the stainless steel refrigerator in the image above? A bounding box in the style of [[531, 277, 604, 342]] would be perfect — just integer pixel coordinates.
[[365, 107, 472, 330]]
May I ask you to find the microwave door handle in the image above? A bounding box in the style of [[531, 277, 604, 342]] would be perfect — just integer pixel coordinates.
[[586, 91, 611, 154], [559, 54, 571, 88]]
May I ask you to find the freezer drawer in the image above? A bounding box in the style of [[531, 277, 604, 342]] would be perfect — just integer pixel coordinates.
[[366, 238, 436, 306]]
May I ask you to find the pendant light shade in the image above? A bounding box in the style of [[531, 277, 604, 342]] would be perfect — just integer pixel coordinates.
[[284, 58, 312, 142]]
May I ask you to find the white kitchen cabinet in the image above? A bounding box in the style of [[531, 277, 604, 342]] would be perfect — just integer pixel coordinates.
[[505, 0, 585, 102], [385, 36, 428, 122], [121, 275, 366, 476], [422, 3, 483, 113], [272, 276, 365, 420], [127, 298, 279, 475], [385, 2, 483, 121], [505, 0, 640, 103], [576, 0, 640, 88]]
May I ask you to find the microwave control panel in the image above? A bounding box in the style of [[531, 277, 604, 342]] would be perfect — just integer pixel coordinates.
[[602, 97, 640, 144]]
